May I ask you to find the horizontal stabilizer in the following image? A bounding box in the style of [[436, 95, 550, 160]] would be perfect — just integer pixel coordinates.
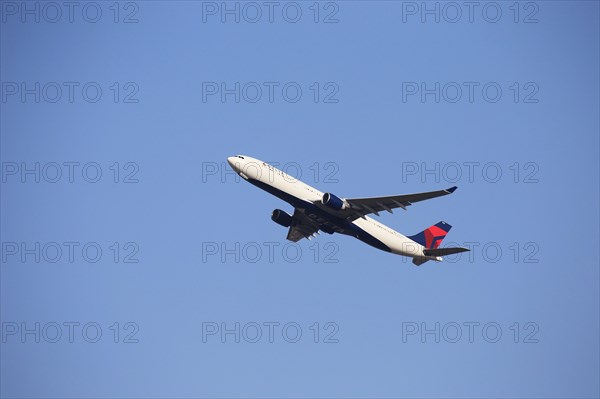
[[412, 258, 429, 266], [423, 247, 470, 257]]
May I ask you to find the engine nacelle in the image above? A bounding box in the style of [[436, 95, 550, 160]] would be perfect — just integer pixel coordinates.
[[271, 209, 293, 227], [322, 192, 349, 210]]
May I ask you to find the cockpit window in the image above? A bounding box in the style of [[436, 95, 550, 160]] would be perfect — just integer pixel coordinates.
[[236, 155, 245, 159]]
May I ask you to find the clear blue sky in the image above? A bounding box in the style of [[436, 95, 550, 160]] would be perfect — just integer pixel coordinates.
[[1, 1, 598, 398]]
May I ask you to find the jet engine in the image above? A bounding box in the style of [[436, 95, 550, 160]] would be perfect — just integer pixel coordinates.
[[321, 192, 349, 210], [271, 209, 293, 227]]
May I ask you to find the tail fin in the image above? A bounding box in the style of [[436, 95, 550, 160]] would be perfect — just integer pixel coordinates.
[[409, 221, 470, 266], [408, 221, 452, 249]]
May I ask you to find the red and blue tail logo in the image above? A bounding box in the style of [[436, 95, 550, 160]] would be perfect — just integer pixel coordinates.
[[408, 221, 452, 249]]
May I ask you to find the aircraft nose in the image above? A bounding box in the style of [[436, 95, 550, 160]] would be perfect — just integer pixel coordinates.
[[227, 156, 240, 172]]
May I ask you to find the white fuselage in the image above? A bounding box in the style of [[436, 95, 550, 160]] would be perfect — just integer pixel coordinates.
[[227, 156, 435, 260]]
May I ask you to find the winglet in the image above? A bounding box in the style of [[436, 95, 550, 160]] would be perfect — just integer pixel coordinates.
[[446, 186, 458, 193]]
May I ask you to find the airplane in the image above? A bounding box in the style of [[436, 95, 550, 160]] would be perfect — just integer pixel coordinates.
[[227, 155, 469, 265]]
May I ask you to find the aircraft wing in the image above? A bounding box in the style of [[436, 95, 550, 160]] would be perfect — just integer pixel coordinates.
[[286, 209, 320, 242], [344, 186, 457, 220]]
